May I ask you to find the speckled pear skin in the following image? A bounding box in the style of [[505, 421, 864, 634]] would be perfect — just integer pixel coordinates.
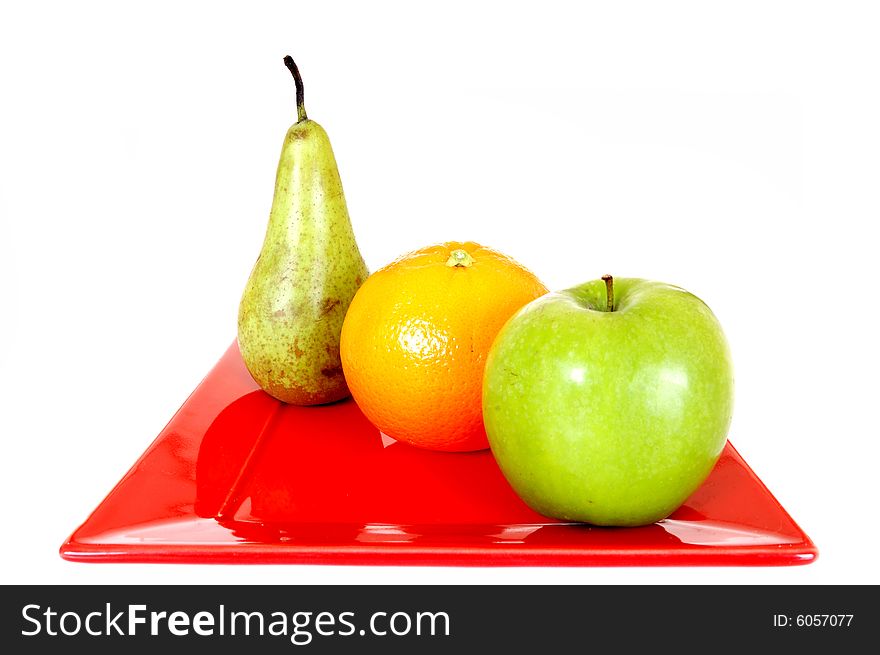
[[238, 117, 368, 405]]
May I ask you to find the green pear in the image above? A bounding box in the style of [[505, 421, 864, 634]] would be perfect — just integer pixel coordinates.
[[238, 56, 368, 405]]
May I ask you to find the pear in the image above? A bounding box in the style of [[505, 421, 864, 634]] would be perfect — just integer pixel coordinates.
[[238, 56, 368, 405]]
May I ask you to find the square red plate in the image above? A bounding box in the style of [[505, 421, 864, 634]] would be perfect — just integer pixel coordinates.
[[61, 343, 816, 566]]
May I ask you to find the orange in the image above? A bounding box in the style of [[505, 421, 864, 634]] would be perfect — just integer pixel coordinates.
[[340, 241, 548, 452]]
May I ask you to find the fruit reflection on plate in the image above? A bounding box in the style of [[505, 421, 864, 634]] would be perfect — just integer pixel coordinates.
[[60, 343, 816, 566]]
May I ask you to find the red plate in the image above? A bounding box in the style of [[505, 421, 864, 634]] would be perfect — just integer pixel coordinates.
[[61, 342, 816, 566]]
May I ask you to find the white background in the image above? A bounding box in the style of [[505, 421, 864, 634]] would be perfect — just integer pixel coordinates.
[[1, 1, 878, 585]]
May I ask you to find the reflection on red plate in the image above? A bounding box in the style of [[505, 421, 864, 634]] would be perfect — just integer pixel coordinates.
[[61, 342, 817, 566]]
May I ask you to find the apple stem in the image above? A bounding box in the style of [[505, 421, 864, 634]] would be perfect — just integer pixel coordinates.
[[283, 55, 308, 123], [602, 274, 614, 312]]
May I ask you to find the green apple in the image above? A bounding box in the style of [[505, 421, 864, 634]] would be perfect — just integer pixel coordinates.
[[482, 276, 734, 527]]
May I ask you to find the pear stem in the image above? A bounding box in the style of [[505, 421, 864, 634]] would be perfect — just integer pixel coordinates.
[[283, 55, 308, 122], [601, 274, 614, 312]]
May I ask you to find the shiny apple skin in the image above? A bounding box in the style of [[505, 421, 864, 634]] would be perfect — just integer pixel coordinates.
[[482, 278, 734, 527]]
